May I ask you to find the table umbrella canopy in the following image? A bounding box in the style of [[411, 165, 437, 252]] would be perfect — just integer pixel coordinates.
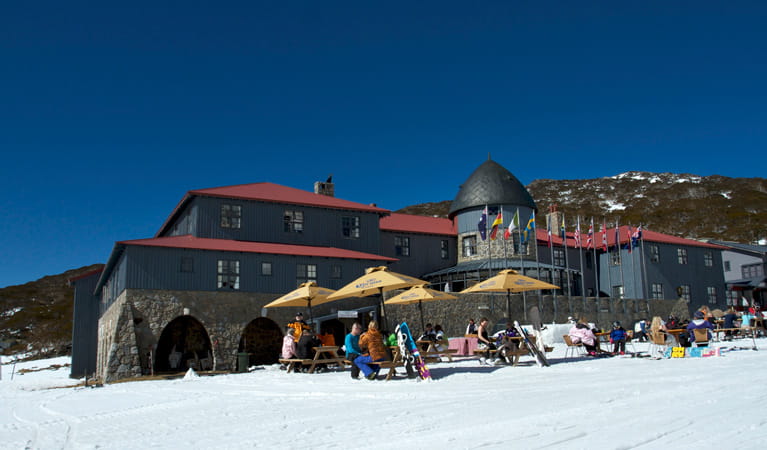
[[385, 284, 457, 330], [263, 281, 337, 323], [326, 266, 427, 329], [460, 269, 560, 319]]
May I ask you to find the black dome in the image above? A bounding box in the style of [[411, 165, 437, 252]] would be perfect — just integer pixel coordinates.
[[448, 159, 537, 218]]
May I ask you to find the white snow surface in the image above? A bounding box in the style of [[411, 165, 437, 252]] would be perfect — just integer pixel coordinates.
[[2, 341, 767, 449]]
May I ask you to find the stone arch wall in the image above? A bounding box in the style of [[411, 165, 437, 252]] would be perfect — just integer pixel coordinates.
[[238, 317, 282, 368], [154, 315, 213, 372]]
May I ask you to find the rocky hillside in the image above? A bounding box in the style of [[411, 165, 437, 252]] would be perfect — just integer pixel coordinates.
[[0, 264, 103, 357], [398, 171, 767, 243]]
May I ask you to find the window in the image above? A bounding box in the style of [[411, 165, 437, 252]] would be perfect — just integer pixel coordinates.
[[724, 260, 731, 272], [462, 236, 477, 257], [217, 260, 240, 289], [441, 240, 449, 259], [742, 264, 764, 279], [726, 290, 739, 305], [261, 262, 272, 276], [284, 210, 304, 233], [707, 286, 717, 304], [394, 236, 410, 257], [331, 265, 342, 279], [180, 257, 194, 273], [553, 249, 565, 266], [220, 204, 242, 229], [612, 285, 624, 299], [678, 285, 691, 302], [651, 283, 663, 300], [611, 251, 621, 266], [704, 251, 713, 267], [342, 216, 360, 238], [677, 248, 688, 265], [297, 264, 317, 285], [650, 245, 660, 263]]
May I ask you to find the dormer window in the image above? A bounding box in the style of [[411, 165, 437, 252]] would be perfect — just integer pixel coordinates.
[[220, 204, 242, 229]]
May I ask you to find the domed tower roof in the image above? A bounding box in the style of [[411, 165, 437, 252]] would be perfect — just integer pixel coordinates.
[[448, 159, 537, 219]]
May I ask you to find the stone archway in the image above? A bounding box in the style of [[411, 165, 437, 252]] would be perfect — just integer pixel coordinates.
[[155, 316, 213, 373], [238, 317, 283, 368]]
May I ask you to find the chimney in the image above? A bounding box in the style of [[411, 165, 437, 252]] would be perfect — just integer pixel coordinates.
[[314, 174, 334, 197], [546, 204, 562, 232]]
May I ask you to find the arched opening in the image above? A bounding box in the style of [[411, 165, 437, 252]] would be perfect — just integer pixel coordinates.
[[238, 317, 283, 368], [319, 318, 345, 349], [155, 316, 213, 373]]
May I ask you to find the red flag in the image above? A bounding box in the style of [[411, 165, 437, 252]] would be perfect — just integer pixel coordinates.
[[489, 211, 503, 240]]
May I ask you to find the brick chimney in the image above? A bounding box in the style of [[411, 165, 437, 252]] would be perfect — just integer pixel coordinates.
[[314, 174, 334, 197], [546, 204, 562, 232]]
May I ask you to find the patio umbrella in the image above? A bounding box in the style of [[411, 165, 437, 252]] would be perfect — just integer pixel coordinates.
[[263, 281, 337, 325], [385, 284, 457, 331], [459, 269, 560, 319], [326, 266, 427, 329]]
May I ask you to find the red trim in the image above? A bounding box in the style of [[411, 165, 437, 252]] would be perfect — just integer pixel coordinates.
[[380, 213, 456, 236], [68, 268, 104, 284], [535, 226, 727, 250], [120, 235, 397, 261]]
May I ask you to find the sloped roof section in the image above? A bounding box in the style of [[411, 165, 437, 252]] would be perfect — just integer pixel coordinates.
[[380, 213, 456, 236], [121, 235, 398, 261], [539, 227, 728, 250], [448, 159, 536, 218]]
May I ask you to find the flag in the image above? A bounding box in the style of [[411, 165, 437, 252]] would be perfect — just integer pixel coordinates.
[[632, 225, 642, 247], [574, 217, 581, 249], [560, 214, 566, 242], [586, 218, 594, 249], [478, 206, 488, 241], [504, 209, 519, 240], [522, 212, 536, 243], [601, 220, 608, 251], [614, 221, 620, 252], [489, 211, 503, 240], [547, 218, 552, 248], [626, 226, 633, 253]]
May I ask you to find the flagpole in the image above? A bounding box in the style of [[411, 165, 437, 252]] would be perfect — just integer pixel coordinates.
[[629, 225, 638, 300], [501, 205, 508, 269], [562, 213, 571, 305], [616, 219, 625, 299], [513, 207, 527, 320], [577, 216, 585, 300], [604, 217, 613, 300], [590, 217, 598, 300], [531, 211, 542, 315], [640, 224, 649, 301]]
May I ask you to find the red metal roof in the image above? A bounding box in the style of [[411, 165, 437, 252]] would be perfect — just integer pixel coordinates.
[[380, 213, 456, 236], [535, 226, 727, 250], [119, 235, 397, 261], [190, 182, 390, 214], [68, 268, 104, 284]]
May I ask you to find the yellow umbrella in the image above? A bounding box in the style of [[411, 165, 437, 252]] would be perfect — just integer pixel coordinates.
[[263, 281, 337, 324], [460, 269, 560, 319], [326, 266, 427, 328], [385, 284, 457, 331]]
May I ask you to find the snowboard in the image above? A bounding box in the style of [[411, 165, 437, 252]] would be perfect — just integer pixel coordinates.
[[395, 322, 431, 380], [513, 321, 550, 367]]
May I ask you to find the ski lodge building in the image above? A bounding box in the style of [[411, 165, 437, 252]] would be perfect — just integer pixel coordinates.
[[72, 159, 728, 381]]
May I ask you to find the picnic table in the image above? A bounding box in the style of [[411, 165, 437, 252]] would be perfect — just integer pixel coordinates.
[[417, 340, 459, 362], [279, 345, 347, 374], [471, 335, 551, 365]]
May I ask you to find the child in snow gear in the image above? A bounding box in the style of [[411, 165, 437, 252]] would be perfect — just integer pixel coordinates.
[[609, 321, 628, 354]]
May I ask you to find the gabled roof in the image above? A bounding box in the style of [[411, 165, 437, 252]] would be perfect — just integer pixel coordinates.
[[120, 235, 397, 260], [157, 182, 390, 237], [708, 240, 767, 255], [535, 226, 727, 250], [380, 213, 456, 236]]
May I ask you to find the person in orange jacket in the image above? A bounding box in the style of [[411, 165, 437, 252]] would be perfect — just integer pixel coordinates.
[[287, 312, 311, 342], [356, 320, 388, 380]]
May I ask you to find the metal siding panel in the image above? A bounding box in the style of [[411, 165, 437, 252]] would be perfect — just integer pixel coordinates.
[[71, 274, 100, 377], [381, 231, 457, 278]]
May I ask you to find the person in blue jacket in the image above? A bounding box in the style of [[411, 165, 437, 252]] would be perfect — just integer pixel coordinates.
[[609, 321, 628, 355], [344, 322, 363, 379], [687, 311, 715, 346]]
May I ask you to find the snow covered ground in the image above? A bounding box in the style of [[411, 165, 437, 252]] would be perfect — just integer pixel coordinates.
[[2, 339, 766, 450]]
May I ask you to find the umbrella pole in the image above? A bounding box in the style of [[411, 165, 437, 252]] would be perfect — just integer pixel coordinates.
[[308, 298, 314, 328], [378, 288, 388, 330], [506, 289, 511, 321], [419, 300, 425, 332]]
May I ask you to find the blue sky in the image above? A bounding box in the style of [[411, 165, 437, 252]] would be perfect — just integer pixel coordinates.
[[1, 1, 765, 288]]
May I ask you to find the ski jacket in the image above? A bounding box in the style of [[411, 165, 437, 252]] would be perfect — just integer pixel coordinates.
[[723, 313, 738, 328], [687, 319, 714, 340], [344, 333, 362, 358], [359, 329, 388, 361], [568, 325, 596, 346], [281, 335, 297, 359], [287, 320, 311, 342], [609, 327, 627, 342]]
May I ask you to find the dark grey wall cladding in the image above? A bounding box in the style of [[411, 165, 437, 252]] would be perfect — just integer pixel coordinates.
[[379, 230, 457, 278], [71, 272, 101, 378], [190, 196, 382, 254]]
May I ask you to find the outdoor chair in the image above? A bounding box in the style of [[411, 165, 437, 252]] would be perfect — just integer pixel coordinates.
[[693, 328, 710, 347], [563, 335, 585, 358], [649, 332, 668, 357]]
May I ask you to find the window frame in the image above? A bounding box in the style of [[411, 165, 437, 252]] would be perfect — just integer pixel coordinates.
[[704, 251, 713, 267], [553, 248, 565, 266], [650, 245, 660, 263], [217, 259, 240, 290], [180, 256, 194, 273], [283, 210, 304, 233], [261, 262, 272, 276], [440, 240, 449, 259], [462, 236, 477, 257], [341, 216, 360, 239], [677, 248, 688, 265], [707, 286, 717, 304], [394, 236, 411, 257], [220, 204, 242, 229], [296, 263, 317, 285], [651, 283, 663, 300]]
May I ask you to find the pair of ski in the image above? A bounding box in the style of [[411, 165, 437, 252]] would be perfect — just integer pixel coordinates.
[[395, 322, 431, 380]]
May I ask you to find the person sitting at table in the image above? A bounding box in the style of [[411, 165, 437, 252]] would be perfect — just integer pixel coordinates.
[[287, 312, 311, 342], [296, 329, 324, 372], [280, 328, 298, 370], [356, 320, 387, 380], [344, 322, 363, 379], [433, 324, 447, 351], [687, 311, 715, 346], [633, 318, 649, 342], [666, 314, 681, 330], [609, 321, 628, 355], [650, 316, 675, 347], [465, 318, 478, 335], [722, 307, 740, 340], [569, 319, 598, 356], [477, 317, 497, 365], [494, 322, 520, 364], [698, 305, 715, 325]]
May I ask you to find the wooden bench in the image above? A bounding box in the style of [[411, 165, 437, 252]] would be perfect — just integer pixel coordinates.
[[417, 340, 459, 362], [279, 346, 347, 373]]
